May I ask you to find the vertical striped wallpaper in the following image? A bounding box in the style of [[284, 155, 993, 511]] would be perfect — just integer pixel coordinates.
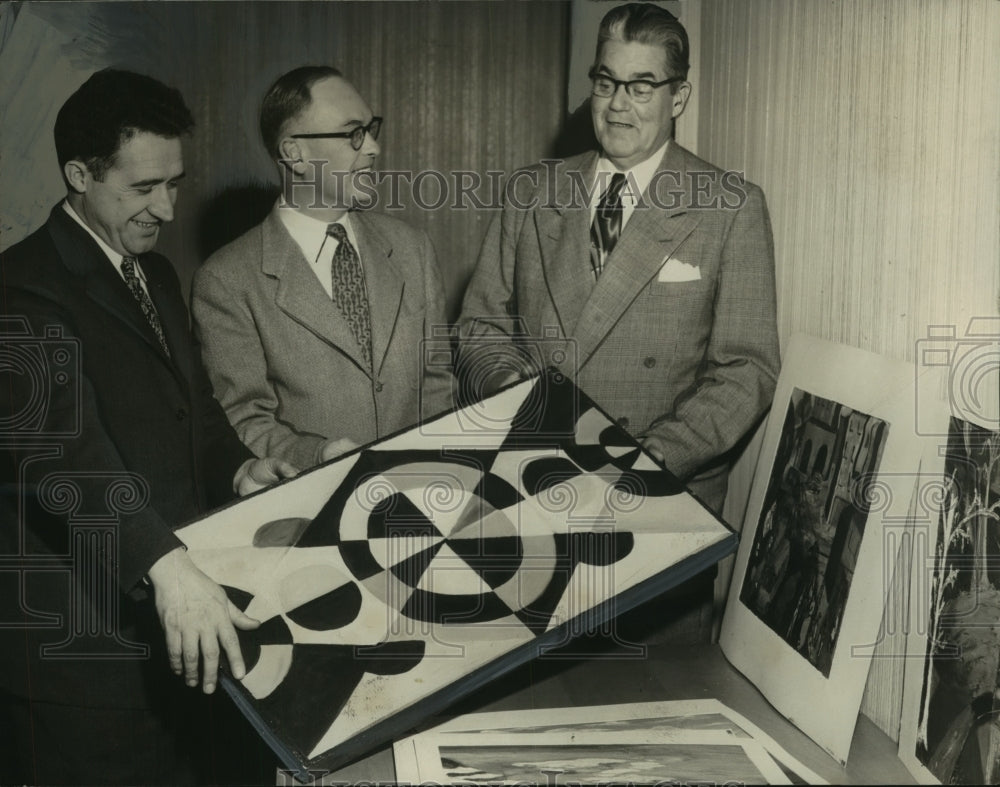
[[699, 0, 999, 362], [700, 0, 1000, 740]]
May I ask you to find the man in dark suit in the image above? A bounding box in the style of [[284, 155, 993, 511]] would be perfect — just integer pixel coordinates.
[[0, 69, 295, 784], [456, 4, 780, 641], [192, 66, 454, 471]]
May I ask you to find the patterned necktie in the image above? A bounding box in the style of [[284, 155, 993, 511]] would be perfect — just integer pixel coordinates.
[[120, 256, 171, 358], [326, 223, 372, 369], [590, 172, 627, 278]]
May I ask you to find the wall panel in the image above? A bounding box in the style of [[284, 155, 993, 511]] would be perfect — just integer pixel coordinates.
[[699, 0, 999, 361]]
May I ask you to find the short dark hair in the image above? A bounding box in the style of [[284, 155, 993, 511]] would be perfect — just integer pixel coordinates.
[[259, 66, 344, 160], [54, 68, 194, 181], [596, 3, 690, 87]]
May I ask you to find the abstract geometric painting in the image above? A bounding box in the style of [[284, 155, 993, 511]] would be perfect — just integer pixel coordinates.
[[176, 371, 735, 777]]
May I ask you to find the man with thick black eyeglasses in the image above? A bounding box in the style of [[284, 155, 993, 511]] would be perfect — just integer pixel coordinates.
[[457, 4, 780, 644], [193, 66, 453, 470]]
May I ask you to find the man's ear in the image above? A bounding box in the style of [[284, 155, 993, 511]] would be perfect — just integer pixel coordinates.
[[671, 81, 692, 119], [63, 160, 90, 194], [278, 138, 308, 176]]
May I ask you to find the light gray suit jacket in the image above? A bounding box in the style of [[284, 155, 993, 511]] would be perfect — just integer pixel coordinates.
[[192, 205, 453, 469], [456, 143, 780, 510]]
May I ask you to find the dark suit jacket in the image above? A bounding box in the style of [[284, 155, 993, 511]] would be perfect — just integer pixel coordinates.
[[0, 204, 251, 708], [192, 206, 454, 469], [457, 143, 781, 511]]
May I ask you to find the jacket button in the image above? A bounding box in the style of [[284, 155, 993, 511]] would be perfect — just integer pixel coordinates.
[[643, 357, 656, 368], [374, 381, 384, 393], [175, 407, 188, 420], [616, 416, 629, 430]]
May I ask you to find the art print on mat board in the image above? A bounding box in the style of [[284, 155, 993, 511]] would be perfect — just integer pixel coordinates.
[[392, 699, 828, 784], [175, 370, 736, 778], [898, 409, 1000, 785], [399, 730, 790, 785], [720, 333, 924, 764]]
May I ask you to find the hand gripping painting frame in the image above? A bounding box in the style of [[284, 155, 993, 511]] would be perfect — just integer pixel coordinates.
[[176, 370, 737, 779]]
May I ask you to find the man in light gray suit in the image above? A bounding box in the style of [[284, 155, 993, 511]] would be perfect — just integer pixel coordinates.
[[456, 4, 779, 641], [193, 66, 453, 469], [457, 4, 779, 515]]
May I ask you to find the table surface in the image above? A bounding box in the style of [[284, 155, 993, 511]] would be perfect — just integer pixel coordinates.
[[291, 638, 916, 785]]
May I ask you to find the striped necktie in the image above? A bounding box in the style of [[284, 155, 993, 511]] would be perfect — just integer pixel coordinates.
[[590, 172, 627, 278]]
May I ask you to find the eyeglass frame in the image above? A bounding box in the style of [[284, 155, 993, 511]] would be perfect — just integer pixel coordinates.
[[290, 116, 383, 151], [588, 69, 685, 103]]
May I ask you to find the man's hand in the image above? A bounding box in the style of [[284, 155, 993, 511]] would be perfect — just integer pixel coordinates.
[[319, 437, 360, 463], [641, 435, 666, 464], [146, 547, 260, 693], [233, 456, 299, 496]]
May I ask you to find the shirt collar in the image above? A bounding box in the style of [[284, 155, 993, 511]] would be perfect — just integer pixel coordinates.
[[62, 200, 125, 268], [277, 204, 356, 264], [592, 139, 671, 207]]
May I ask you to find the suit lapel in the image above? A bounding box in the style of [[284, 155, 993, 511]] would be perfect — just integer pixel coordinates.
[[572, 144, 702, 368], [47, 206, 178, 369], [264, 208, 371, 374], [536, 152, 599, 338], [352, 212, 404, 378], [143, 261, 194, 386]]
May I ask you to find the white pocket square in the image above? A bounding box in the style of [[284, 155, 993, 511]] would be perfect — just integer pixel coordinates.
[[657, 258, 702, 282]]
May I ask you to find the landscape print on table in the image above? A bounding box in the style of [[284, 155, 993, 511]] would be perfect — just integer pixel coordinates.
[[433, 740, 781, 785], [740, 387, 889, 676], [176, 372, 735, 775], [914, 418, 1000, 785], [395, 699, 827, 784]]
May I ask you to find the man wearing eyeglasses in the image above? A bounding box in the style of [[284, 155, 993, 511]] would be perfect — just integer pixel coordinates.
[[193, 66, 453, 469], [456, 4, 779, 641]]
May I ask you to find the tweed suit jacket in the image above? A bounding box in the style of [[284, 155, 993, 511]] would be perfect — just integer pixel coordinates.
[[457, 143, 780, 504], [0, 204, 251, 707], [192, 205, 454, 469]]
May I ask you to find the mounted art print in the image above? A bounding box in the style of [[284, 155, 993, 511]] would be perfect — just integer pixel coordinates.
[[899, 415, 1000, 784], [721, 334, 927, 763]]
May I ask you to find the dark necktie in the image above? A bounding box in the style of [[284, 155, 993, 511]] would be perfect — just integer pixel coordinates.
[[590, 172, 627, 278], [120, 256, 170, 358], [326, 223, 372, 369]]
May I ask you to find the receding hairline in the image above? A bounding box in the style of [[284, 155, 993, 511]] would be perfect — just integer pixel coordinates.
[[596, 28, 674, 78], [593, 5, 690, 82]]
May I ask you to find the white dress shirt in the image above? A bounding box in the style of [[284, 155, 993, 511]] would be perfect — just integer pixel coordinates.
[[62, 200, 153, 297], [590, 139, 671, 230], [278, 206, 362, 299]]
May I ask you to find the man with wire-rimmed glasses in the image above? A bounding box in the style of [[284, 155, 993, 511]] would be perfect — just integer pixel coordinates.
[[193, 66, 453, 470], [457, 4, 779, 643]]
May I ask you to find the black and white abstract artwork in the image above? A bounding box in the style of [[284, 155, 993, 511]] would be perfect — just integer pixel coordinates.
[[177, 372, 735, 775]]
